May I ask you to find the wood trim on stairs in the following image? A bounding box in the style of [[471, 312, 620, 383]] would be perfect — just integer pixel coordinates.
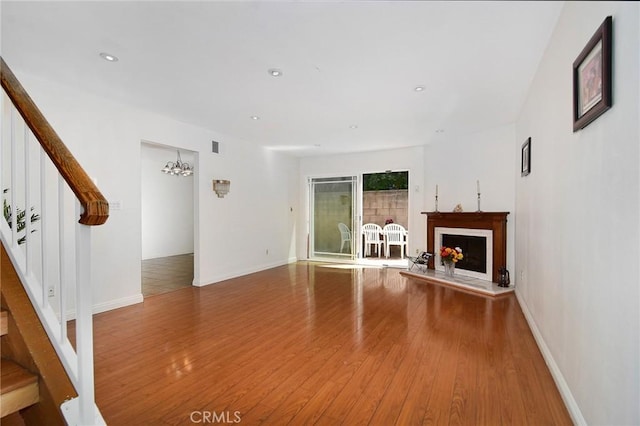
[[1, 359, 39, 417], [1, 310, 7, 336], [1, 242, 76, 425]]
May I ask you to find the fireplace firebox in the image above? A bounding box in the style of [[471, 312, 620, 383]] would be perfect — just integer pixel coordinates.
[[442, 234, 487, 274]]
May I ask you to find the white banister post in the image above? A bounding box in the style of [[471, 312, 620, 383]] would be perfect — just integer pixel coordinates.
[[59, 177, 67, 341], [40, 146, 47, 307], [0, 95, 4, 197], [10, 107, 17, 248], [75, 202, 96, 425], [24, 126, 32, 275]]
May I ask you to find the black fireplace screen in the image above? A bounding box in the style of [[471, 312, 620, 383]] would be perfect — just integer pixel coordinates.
[[442, 234, 487, 273]]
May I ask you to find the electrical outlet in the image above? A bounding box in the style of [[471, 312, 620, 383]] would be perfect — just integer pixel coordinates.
[[416, 249, 419, 254], [48, 286, 55, 297]]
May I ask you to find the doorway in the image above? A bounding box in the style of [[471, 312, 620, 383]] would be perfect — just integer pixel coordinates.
[[140, 142, 195, 296], [306, 171, 410, 267], [360, 170, 409, 267], [308, 176, 357, 261], [141, 254, 193, 296]]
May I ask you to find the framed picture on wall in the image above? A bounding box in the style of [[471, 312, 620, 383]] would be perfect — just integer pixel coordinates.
[[521, 137, 531, 177], [573, 16, 612, 132]]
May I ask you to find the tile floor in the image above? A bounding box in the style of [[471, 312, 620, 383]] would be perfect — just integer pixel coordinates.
[[141, 254, 194, 297]]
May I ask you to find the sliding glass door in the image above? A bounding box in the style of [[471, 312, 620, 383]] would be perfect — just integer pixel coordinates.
[[309, 176, 357, 260]]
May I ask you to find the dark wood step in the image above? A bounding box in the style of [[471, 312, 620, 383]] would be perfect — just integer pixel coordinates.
[[1, 358, 39, 418]]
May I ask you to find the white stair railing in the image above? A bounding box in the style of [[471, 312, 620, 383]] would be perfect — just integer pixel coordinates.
[[1, 57, 108, 425]]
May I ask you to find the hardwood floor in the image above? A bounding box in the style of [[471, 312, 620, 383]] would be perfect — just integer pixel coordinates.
[[92, 262, 571, 425]]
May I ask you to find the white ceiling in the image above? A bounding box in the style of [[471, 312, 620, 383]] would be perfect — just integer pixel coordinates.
[[1, 1, 564, 157]]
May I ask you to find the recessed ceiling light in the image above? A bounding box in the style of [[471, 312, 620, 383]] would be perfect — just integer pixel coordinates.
[[250, 115, 260, 120], [414, 86, 425, 92], [349, 125, 358, 129], [99, 52, 118, 62], [435, 129, 445, 133], [268, 68, 283, 77]]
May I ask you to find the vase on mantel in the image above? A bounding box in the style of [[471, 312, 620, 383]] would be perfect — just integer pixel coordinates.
[[443, 260, 455, 277]]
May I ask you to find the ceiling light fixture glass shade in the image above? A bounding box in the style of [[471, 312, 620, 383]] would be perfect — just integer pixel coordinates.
[[161, 150, 194, 176], [99, 52, 119, 62]]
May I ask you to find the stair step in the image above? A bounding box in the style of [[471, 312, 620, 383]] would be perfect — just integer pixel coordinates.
[[1, 311, 7, 336], [1, 359, 39, 418]]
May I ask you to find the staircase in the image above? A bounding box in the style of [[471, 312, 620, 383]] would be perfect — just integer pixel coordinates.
[[1, 57, 109, 425], [1, 358, 38, 418], [1, 259, 38, 422], [1, 307, 39, 420], [2, 308, 40, 422], [1, 242, 78, 425]]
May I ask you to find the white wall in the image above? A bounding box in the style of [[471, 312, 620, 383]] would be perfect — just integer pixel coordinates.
[[515, 2, 639, 425], [197, 140, 299, 285], [424, 124, 517, 274], [10, 70, 298, 311], [299, 146, 426, 258], [141, 143, 194, 260]]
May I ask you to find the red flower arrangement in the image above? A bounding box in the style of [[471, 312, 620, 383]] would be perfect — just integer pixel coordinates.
[[440, 246, 463, 263]]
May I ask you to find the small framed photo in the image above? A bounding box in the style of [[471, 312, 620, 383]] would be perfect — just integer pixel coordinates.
[[573, 16, 612, 132], [521, 137, 531, 177]]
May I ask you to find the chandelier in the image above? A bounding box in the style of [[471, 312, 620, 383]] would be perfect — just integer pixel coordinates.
[[161, 150, 193, 176]]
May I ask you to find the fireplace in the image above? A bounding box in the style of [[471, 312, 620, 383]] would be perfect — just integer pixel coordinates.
[[423, 212, 509, 283]]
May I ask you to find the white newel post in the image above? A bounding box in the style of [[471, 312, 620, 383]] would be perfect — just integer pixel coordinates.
[[75, 204, 97, 425]]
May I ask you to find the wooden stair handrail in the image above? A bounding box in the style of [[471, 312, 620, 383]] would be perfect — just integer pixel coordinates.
[[1, 57, 108, 225]]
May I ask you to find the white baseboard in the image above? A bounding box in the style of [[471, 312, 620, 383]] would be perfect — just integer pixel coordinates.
[[194, 258, 296, 287], [92, 294, 144, 314], [65, 294, 144, 319], [515, 289, 586, 426]]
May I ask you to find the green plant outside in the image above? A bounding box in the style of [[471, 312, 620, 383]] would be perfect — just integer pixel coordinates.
[[363, 171, 408, 191]]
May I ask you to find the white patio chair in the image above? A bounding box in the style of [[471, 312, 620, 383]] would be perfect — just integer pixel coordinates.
[[362, 223, 384, 257], [383, 223, 407, 259], [338, 222, 352, 253]]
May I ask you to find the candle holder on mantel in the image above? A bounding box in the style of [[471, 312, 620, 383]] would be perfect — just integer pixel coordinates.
[[434, 195, 439, 212], [476, 193, 482, 212]]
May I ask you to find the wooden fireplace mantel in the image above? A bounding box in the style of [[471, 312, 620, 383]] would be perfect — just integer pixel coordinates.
[[421, 211, 509, 283]]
